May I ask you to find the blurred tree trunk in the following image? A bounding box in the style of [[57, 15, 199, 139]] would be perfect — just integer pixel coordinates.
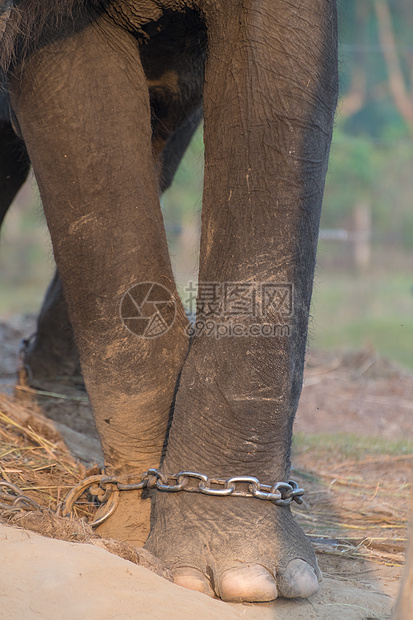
[[374, 0, 413, 136], [353, 203, 371, 272], [340, 2, 369, 118]]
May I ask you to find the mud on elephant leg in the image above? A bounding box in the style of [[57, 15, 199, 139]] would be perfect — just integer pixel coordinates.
[[146, 0, 338, 602], [9, 15, 189, 545]]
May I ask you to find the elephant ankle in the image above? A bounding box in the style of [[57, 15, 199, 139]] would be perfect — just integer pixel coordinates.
[[95, 489, 152, 546]]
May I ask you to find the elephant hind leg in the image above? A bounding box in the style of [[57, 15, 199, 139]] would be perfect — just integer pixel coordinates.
[[0, 117, 30, 228], [17, 268, 81, 386], [158, 109, 202, 194]]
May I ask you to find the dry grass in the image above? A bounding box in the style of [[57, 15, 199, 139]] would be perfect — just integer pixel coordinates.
[[291, 455, 410, 567], [0, 394, 97, 521]]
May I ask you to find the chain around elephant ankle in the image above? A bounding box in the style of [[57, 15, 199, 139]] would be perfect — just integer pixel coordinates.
[[60, 469, 305, 528]]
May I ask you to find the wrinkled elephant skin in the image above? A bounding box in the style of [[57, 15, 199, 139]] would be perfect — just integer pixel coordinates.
[[0, 0, 338, 603]]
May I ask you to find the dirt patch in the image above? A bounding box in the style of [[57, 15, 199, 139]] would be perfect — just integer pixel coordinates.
[[0, 317, 411, 618], [297, 348, 413, 441]]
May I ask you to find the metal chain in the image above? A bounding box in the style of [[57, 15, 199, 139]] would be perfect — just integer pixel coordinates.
[[60, 469, 305, 527], [0, 471, 305, 529], [0, 480, 44, 514]]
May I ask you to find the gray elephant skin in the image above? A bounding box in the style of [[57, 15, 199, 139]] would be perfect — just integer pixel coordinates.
[[0, 0, 338, 603]]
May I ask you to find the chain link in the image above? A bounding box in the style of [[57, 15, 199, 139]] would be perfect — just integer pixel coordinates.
[[0, 471, 305, 529], [60, 469, 304, 527], [0, 480, 44, 514]]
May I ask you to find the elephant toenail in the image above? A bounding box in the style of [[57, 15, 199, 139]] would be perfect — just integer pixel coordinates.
[[277, 559, 320, 599], [172, 567, 215, 597], [219, 565, 278, 603]]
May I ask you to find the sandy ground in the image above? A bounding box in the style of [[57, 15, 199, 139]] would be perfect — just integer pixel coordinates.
[[0, 522, 400, 620], [0, 316, 411, 619]]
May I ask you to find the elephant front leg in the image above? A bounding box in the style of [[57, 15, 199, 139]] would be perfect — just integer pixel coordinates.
[[9, 16, 189, 544], [146, 0, 338, 601]]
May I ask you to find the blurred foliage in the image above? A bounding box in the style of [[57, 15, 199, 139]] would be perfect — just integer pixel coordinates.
[[323, 128, 413, 248], [321, 0, 413, 248], [162, 124, 204, 223]]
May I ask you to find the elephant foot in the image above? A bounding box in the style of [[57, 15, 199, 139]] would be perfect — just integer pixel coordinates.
[[95, 490, 152, 547], [17, 332, 83, 390], [145, 492, 321, 602], [15, 335, 99, 447], [15, 270, 84, 390]]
